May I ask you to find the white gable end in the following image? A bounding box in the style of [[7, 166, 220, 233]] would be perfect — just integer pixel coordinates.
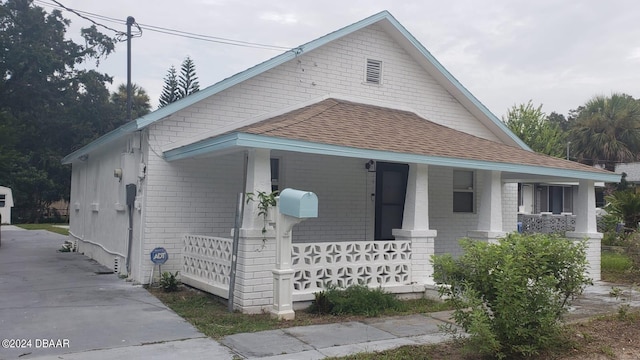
[[151, 23, 501, 152]]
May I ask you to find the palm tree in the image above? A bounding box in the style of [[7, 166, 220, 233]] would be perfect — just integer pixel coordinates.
[[569, 93, 640, 170], [110, 83, 151, 122]]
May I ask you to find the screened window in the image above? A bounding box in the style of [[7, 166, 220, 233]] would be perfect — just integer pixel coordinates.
[[453, 170, 474, 213]]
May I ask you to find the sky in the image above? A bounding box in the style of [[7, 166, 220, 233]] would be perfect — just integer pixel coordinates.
[[34, 0, 640, 119]]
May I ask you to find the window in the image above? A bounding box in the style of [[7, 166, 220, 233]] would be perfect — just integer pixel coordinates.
[[0, 194, 4, 208], [365, 59, 382, 85], [271, 158, 280, 192], [453, 170, 474, 213], [562, 187, 573, 213]]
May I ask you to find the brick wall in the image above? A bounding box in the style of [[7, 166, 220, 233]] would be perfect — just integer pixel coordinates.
[[134, 24, 517, 285]]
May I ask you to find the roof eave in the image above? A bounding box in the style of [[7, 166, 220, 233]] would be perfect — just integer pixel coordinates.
[[164, 133, 619, 183], [65, 10, 531, 163], [61, 121, 139, 164]]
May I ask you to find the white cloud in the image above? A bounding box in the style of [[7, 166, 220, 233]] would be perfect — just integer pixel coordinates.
[[259, 11, 298, 24]]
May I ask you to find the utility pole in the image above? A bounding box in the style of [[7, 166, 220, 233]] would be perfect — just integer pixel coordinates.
[[126, 16, 135, 122]]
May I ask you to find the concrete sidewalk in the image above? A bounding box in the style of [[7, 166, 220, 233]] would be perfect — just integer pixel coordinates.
[[1, 226, 639, 360], [219, 281, 640, 359]]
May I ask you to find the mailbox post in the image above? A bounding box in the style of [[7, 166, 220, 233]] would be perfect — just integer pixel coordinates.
[[271, 188, 318, 320]]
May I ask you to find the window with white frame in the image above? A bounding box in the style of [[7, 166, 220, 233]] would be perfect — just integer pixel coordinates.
[[0, 194, 5, 207], [453, 170, 474, 213]]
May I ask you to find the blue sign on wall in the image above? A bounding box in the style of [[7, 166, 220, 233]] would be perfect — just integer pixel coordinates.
[[150, 247, 168, 264]]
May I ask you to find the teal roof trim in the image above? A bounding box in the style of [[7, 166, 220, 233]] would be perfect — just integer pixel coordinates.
[[381, 15, 530, 150], [61, 121, 138, 164], [164, 133, 620, 183], [64, 10, 530, 164]]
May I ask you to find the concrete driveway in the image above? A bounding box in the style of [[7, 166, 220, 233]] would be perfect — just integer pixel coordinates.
[[0, 226, 234, 360]]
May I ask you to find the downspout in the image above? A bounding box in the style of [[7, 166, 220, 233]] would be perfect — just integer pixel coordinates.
[[125, 183, 137, 273], [228, 150, 248, 312]]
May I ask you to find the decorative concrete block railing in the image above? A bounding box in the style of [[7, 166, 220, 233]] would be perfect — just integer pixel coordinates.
[[181, 234, 232, 299], [291, 240, 412, 300], [518, 213, 576, 234], [182, 235, 416, 303]]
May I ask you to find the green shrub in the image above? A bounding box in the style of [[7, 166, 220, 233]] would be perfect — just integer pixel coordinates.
[[309, 284, 403, 316], [626, 232, 640, 271], [432, 233, 591, 359], [605, 190, 640, 232], [160, 271, 180, 292]]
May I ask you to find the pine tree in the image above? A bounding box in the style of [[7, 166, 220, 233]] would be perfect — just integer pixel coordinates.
[[178, 56, 200, 98], [158, 66, 178, 108]]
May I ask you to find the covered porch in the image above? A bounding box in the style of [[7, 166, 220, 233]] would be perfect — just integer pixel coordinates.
[[164, 99, 619, 314]]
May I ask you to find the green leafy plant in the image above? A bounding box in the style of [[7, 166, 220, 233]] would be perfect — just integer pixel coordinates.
[[308, 284, 403, 316], [159, 271, 180, 292], [432, 233, 591, 359], [604, 190, 640, 232], [245, 190, 278, 238]]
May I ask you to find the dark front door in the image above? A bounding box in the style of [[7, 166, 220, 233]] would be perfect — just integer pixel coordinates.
[[375, 162, 409, 240]]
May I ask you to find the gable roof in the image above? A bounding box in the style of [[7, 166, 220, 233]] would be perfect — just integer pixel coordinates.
[[164, 98, 619, 183], [62, 10, 528, 164]]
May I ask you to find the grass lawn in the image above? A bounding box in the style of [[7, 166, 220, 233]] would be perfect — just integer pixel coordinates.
[[601, 251, 637, 283], [148, 249, 640, 360], [15, 223, 69, 236], [148, 286, 452, 339]]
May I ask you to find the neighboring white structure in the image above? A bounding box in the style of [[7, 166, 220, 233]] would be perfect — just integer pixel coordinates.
[[0, 186, 14, 224], [615, 163, 640, 185], [63, 11, 620, 315]]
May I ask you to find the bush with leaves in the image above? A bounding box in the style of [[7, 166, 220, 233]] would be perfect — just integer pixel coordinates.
[[432, 233, 591, 358], [605, 190, 640, 232], [308, 284, 402, 316], [159, 271, 180, 292]]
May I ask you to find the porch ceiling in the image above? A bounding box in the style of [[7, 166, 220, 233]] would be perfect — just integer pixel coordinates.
[[163, 98, 620, 183]]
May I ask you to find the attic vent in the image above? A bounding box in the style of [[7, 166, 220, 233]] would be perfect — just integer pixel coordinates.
[[365, 59, 382, 84]]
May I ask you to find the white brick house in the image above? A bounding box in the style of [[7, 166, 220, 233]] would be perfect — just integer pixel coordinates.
[[63, 11, 619, 315]]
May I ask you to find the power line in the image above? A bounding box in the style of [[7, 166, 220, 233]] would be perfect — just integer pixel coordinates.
[[33, 0, 292, 51], [139, 23, 291, 51], [48, 0, 127, 38]]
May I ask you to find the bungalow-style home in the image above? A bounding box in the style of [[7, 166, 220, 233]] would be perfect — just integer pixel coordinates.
[[62, 11, 619, 314], [0, 186, 14, 224]]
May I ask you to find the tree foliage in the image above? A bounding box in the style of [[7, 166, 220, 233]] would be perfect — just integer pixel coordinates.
[[604, 189, 640, 231], [0, 0, 131, 222], [158, 56, 199, 108], [568, 93, 640, 170], [158, 66, 179, 108], [178, 56, 199, 98], [110, 83, 151, 122], [433, 234, 591, 359], [503, 100, 566, 158]]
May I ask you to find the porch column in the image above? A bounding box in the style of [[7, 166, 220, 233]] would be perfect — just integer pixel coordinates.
[[235, 148, 276, 314], [242, 148, 273, 230], [392, 163, 437, 286], [565, 179, 602, 281], [468, 170, 506, 243]]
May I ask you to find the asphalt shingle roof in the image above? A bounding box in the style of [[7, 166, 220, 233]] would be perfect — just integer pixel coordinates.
[[236, 98, 611, 175]]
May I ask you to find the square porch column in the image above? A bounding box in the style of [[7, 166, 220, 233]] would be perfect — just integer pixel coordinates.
[[468, 170, 506, 243], [565, 179, 602, 281], [235, 148, 276, 314], [392, 163, 437, 286]]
